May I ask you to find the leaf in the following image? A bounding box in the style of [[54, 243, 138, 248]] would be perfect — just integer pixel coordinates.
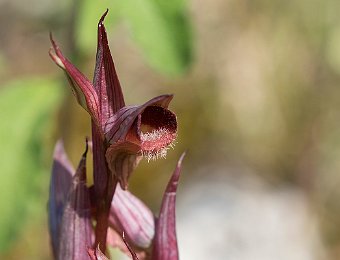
[[76, 0, 192, 76], [0, 78, 63, 252], [116, 0, 192, 75]]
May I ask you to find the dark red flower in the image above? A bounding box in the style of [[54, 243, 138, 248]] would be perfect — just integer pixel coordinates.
[[49, 10, 177, 191], [49, 9, 182, 257]]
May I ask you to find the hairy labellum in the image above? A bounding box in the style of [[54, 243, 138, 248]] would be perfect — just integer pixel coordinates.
[[104, 96, 177, 188]]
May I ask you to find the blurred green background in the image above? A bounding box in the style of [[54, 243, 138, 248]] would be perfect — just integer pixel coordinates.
[[1, 0, 340, 259]]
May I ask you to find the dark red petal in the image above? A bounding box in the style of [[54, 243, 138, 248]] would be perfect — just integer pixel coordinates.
[[48, 140, 75, 257], [58, 141, 93, 260], [105, 94, 174, 144], [152, 153, 185, 260], [93, 10, 125, 127], [49, 34, 100, 126], [105, 141, 142, 189], [109, 185, 155, 248]]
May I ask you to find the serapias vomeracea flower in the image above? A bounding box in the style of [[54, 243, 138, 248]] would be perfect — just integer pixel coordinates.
[[49, 9, 177, 252], [49, 9, 184, 259], [49, 9, 177, 191]]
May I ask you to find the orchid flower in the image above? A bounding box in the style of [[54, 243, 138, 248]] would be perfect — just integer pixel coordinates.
[[49, 9, 185, 259], [49, 9, 177, 251], [49, 9, 177, 191]]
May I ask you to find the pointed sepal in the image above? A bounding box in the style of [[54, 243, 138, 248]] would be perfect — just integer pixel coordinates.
[[152, 153, 185, 260], [58, 140, 93, 260], [49, 34, 100, 126], [93, 10, 125, 127], [48, 140, 75, 257]]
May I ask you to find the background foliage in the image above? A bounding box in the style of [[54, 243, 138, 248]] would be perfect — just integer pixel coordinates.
[[1, 0, 340, 259]]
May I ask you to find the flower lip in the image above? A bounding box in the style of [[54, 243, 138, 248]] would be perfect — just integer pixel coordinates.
[[104, 94, 175, 144], [139, 105, 177, 151], [104, 95, 177, 187]]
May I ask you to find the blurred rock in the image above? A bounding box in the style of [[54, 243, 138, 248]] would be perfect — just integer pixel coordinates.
[[177, 166, 326, 260]]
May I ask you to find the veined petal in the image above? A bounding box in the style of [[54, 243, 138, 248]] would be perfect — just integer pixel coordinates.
[[152, 153, 185, 260], [58, 141, 93, 260], [109, 185, 155, 248], [48, 140, 75, 257], [93, 10, 125, 127], [106, 141, 142, 189], [49, 34, 100, 126]]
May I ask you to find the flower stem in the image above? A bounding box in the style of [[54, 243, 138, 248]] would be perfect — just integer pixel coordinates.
[[95, 200, 110, 253]]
